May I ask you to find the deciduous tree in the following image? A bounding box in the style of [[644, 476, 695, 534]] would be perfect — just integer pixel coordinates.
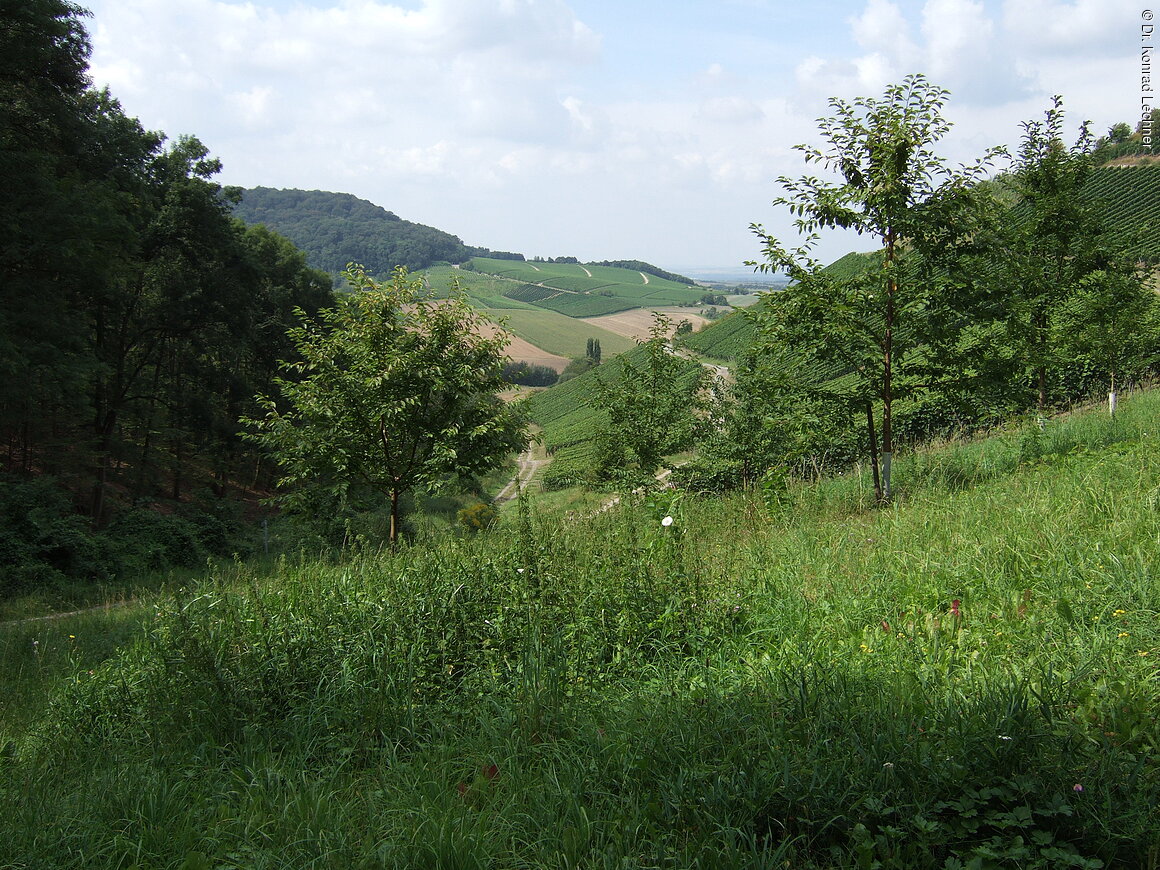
[[595, 315, 706, 480], [245, 265, 527, 543], [751, 74, 1001, 500], [996, 97, 1146, 417]]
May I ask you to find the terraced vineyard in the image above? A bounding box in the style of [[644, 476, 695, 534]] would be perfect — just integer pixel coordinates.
[[524, 344, 704, 489], [679, 305, 759, 361], [1083, 165, 1160, 262]]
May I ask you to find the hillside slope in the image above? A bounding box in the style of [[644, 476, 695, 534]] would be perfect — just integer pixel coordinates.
[[4, 391, 1159, 868], [233, 187, 485, 275]]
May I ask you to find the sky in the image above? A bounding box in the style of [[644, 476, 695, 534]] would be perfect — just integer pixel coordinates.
[[79, 0, 1141, 274]]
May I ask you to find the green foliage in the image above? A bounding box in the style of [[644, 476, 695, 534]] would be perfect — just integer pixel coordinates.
[[751, 74, 1003, 500], [0, 0, 341, 583], [244, 265, 527, 543], [556, 356, 599, 384], [501, 361, 559, 387], [585, 337, 602, 364], [1078, 165, 1160, 262], [5, 392, 1160, 868], [589, 259, 697, 285], [677, 348, 854, 492], [679, 304, 760, 361], [469, 257, 706, 310], [0, 475, 248, 596], [996, 97, 1150, 413], [0, 475, 103, 593], [1052, 268, 1158, 396], [595, 315, 707, 478]]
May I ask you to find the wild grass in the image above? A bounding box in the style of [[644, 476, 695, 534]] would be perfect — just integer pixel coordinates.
[[2, 392, 1159, 868]]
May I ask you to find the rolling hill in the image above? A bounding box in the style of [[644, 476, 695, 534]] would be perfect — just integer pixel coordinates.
[[232, 187, 489, 275]]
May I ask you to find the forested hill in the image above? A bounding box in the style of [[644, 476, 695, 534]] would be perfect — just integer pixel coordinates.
[[233, 187, 487, 276]]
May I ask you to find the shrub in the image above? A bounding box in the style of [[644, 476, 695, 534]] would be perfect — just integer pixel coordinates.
[[457, 501, 499, 531]]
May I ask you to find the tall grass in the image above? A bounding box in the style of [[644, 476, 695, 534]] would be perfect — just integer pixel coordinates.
[[2, 392, 1159, 868]]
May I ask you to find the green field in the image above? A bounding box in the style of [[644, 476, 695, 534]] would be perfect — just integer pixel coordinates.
[[469, 257, 706, 308], [491, 309, 635, 360], [3, 392, 1159, 867], [421, 266, 635, 359], [679, 304, 760, 360]]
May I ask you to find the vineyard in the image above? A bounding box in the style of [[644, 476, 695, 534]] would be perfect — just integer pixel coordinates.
[[540, 275, 617, 293], [523, 291, 639, 317], [421, 266, 634, 359], [678, 305, 758, 361], [1082, 165, 1160, 262], [523, 344, 704, 488]]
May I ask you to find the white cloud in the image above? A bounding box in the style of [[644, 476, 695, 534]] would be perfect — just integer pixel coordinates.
[[852, 0, 918, 59], [796, 0, 1033, 106], [1002, 0, 1133, 55], [79, 0, 1141, 269]]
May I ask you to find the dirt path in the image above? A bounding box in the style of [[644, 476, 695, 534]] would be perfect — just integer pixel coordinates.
[[639, 271, 650, 284], [2, 599, 133, 628], [494, 442, 550, 504]]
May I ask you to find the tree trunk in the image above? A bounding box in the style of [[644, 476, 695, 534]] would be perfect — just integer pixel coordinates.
[[866, 402, 882, 502], [881, 231, 896, 502], [389, 487, 401, 545], [90, 408, 117, 526]]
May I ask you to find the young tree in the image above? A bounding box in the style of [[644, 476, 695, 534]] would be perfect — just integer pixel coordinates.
[[750, 74, 1001, 500], [586, 337, 602, 365], [245, 265, 527, 543], [997, 97, 1142, 417], [1052, 267, 1156, 415], [595, 314, 706, 480]]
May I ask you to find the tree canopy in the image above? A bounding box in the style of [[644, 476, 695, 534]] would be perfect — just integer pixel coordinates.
[[751, 74, 1002, 500], [245, 265, 527, 543]]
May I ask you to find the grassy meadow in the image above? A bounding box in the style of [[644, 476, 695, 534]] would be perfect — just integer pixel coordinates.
[[2, 392, 1159, 868]]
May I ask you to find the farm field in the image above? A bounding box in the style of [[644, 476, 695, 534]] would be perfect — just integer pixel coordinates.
[[1081, 164, 1160, 262], [475, 321, 571, 372], [422, 266, 636, 362], [468, 257, 706, 307], [3, 391, 1158, 867], [485, 308, 635, 360], [587, 307, 711, 341]]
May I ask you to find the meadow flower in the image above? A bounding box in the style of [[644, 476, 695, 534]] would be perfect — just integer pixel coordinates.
[[661, 516, 674, 527], [1073, 784, 1084, 792]]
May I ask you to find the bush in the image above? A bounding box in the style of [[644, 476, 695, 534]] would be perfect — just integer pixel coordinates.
[[0, 475, 106, 593], [457, 501, 499, 531], [502, 361, 559, 387]]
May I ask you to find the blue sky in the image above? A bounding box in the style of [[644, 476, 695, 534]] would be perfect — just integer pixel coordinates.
[[80, 0, 1137, 273]]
